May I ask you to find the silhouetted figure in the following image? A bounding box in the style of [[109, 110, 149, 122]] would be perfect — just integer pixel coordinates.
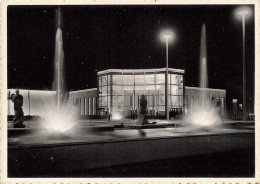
[[108, 113, 111, 122], [9, 89, 25, 128], [136, 95, 148, 125]]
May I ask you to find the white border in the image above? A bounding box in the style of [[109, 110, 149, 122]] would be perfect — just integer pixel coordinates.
[[1, 0, 259, 183]]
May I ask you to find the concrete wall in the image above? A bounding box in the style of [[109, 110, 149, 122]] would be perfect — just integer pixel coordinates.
[[7, 89, 56, 117]]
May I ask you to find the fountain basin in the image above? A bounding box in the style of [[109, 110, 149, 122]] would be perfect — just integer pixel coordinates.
[[8, 125, 114, 137]]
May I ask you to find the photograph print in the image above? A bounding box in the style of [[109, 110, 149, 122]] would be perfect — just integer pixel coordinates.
[[6, 3, 256, 178]]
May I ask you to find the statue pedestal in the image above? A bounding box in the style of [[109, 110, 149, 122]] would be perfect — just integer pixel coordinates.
[[136, 114, 148, 125]]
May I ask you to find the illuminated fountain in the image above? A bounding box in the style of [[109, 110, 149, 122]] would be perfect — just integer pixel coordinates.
[[187, 24, 220, 127], [40, 7, 78, 133]]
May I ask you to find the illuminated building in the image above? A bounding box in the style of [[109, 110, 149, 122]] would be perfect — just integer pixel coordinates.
[[97, 68, 185, 118], [7, 68, 226, 118]]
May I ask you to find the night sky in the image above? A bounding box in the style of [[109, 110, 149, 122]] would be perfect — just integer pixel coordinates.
[[7, 5, 255, 111]]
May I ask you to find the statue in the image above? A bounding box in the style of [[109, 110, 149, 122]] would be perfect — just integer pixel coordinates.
[[8, 89, 25, 128], [136, 95, 148, 125]]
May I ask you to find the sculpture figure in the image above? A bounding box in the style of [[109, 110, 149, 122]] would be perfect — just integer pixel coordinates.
[[136, 95, 148, 125], [8, 89, 25, 128]]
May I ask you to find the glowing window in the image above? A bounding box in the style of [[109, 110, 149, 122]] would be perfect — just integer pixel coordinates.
[[112, 95, 124, 108], [179, 96, 183, 106], [156, 73, 165, 84], [123, 86, 134, 94], [178, 86, 183, 96], [156, 85, 165, 94], [144, 74, 155, 84], [135, 75, 144, 85], [112, 75, 123, 85], [159, 94, 165, 105], [112, 85, 123, 95], [171, 74, 178, 85], [102, 75, 107, 86], [100, 86, 108, 96], [178, 75, 183, 85], [98, 76, 102, 86], [169, 85, 178, 95], [145, 85, 156, 95], [124, 96, 132, 107], [100, 96, 107, 107], [107, 75, 111, 85], [135, 86, 145, 94], [123, 75, 134, 85], [170, 96, 179, 106]]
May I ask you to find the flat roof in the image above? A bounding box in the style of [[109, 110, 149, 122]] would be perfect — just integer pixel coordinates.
[[69, 88, 97, 94], [98, 68, 185, 75], [185, 86, 226, 92]]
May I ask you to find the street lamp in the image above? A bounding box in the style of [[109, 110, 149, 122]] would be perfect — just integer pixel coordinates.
[[234, 6, 252, 121], [160, 30, 175, 121]]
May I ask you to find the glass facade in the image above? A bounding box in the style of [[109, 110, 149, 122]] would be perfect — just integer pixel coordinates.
[[98, 69, 185, 117]]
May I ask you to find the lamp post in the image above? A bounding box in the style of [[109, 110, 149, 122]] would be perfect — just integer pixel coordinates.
[[235, 6, 252, 121], [161, 30, 174, 121]]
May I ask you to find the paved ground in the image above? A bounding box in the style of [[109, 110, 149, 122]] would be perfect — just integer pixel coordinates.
[[65, 148, 254, 177], [7, 119, 255, 177]]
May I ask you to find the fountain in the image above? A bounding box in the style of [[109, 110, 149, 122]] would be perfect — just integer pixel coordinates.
[[40, 7, 78, 133], [187, 24, 220, 127], [53, 7, 65, 112]]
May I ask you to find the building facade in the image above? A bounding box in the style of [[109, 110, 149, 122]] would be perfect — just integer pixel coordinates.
[[69, 89, 97, 116], [97, 68, 185, 118], [7, 69, 226, 119]]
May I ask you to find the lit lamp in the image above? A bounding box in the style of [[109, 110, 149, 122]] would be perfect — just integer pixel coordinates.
[[160, 30, 175, 121], [234, 6, 252, 121]]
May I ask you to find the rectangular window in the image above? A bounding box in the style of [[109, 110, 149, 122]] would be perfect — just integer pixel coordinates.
[[112, 75, 123, 85], [171, 74, 179, 85], [159, 94, 165, 105], [100, 86, 108, 96], [144, 74, 155, 85], [98, 97, 102, 107], [179, 96, 183, 106], [81, 98, 85, 115], [146, 95, 154, 108], [89, 97, 93, 115], [170, 96, 179, 106], [102, 75, 107, 86], [156, 73, 165, 84], [100, 96, 108, 107], [178, 86, 183, 96], [112, 95, 124, 108], [145, 85, 155, 94], [135, 86, 145, 95], [93, 97, 96, 115], [107, 96, 111, 107], [85, 98, 88, 115], [170, 85, 178, 95], [178, 75, 183, 85], [107, 75, 111, 85], [156, 84, 165, 95], [124, 96, 131, 107], [123, 74, 134, 85], [112, 85, 123, 95], [135, 75, 144, 85], [123, 86, 134, 95], [98, 76, 102, 86]]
